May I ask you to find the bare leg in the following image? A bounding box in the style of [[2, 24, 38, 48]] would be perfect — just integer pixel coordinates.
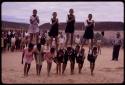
[[91, 39, 93, 48], [39, 65, 42, 75], [36, 64, 39, 75], [59, 63, 61, 75], [82, 39, 86, 47], [50, 37, 53, 48], [24, 63, 27, 76], [62, 63, 67, 74], [71, 33, 74, 47], [56, 63, 58, 75], [27, 64, 31, 76], [55, 37, 58, 49]]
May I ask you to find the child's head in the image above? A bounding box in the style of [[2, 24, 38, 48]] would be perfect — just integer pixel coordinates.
[[76, 34, 80, 38], [92, 46, 97, 52], [58, 49, 64, 55], [67, 47, 72, 53], [28, 43, 34, 51], [52, 12, 57, 18], [33, 9, 37, 15], [88, 14, 92, 20], [69, 8, 74, 14], [81, 48, 85, 54], [75, 45, 80, 52], [37, 43, 41, 50], [50, 47, 55, 54], [116, 32, 120, 38]]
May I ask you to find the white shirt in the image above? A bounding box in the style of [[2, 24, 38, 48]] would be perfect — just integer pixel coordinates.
[[113, 37, 122, 46], [75, 37, 80, 44], [59, 37, 65, 44], [11, 37, 16, 43], [25, 32, 29, 37], [30, 15, 39, 25], [84, 19, 95, 27]]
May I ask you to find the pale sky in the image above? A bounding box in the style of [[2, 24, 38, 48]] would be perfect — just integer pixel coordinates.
[[2, 2, 124, 24]]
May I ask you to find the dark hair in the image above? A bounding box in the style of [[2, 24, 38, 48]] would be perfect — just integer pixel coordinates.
[[67, 47, 72, 51], [76, 45, 80, 49], [88, 14, 92, 17], [93, 46, 97, 51], [37, 43, 41, 49], [28, 43, 34, 49], [33, 9, 37, 12], [50, 47, 55, 53]]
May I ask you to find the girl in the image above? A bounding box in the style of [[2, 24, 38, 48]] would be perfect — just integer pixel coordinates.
[[82, 14, 95, 48], [67, 47, 75, 75], [65, 9, 75, 47], [34, 43, 44, 76], [44, 47, 56, 76], [56, 49, 64, 75], [87, 46, 98, 76], [62, 48, 68, 75], [49, 12, 59, 49], [21, 43, 34, 76], [59, 33, 65, 49], [76, 46, 85, 74], [29, 9, 40, 44]]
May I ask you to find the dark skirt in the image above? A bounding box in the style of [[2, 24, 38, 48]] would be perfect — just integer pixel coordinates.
[[69, 56, 75, 63], [65, 23, 75, 33], [87, 54, 96, 63], [112, 45, 121, 60], [63, 55, 68, 64], [76, 57, 84, 64], [83, 27, 94, 39], [49, 25, 58, 37]]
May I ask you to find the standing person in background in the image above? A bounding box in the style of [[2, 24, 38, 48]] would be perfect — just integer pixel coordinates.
[[11, 36, 16, 52], [28, 9, 40, 44], [82, 14, 95, 48], [65, 9, 75, 47], [49, 12, 59, 49], [112, 32, 122, 61]]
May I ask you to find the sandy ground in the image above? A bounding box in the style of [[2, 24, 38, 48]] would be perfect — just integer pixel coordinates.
[[2, 46, 124, 84]]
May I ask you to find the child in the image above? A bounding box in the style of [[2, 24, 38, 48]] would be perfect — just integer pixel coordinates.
[[75, 34, 81, 46], [21, 43, 34, 76], [87, 46, 98, 76], [82, 14, 95, 48], [49, 12, 59, 49], [44, 47, 56, 76], [112, 32, 122, 61], [40, 32, 46, 45], [59, 33, 65, 49], [67, 47, 75, 75], [11, 36, 16, 52], [56, 49, 64, 75], [34, 43, 44, 76], [75, 45, 85, 74], [65, 9, 75, 47], [62, 48, 68, 75], [29, 9, 40, 44]]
